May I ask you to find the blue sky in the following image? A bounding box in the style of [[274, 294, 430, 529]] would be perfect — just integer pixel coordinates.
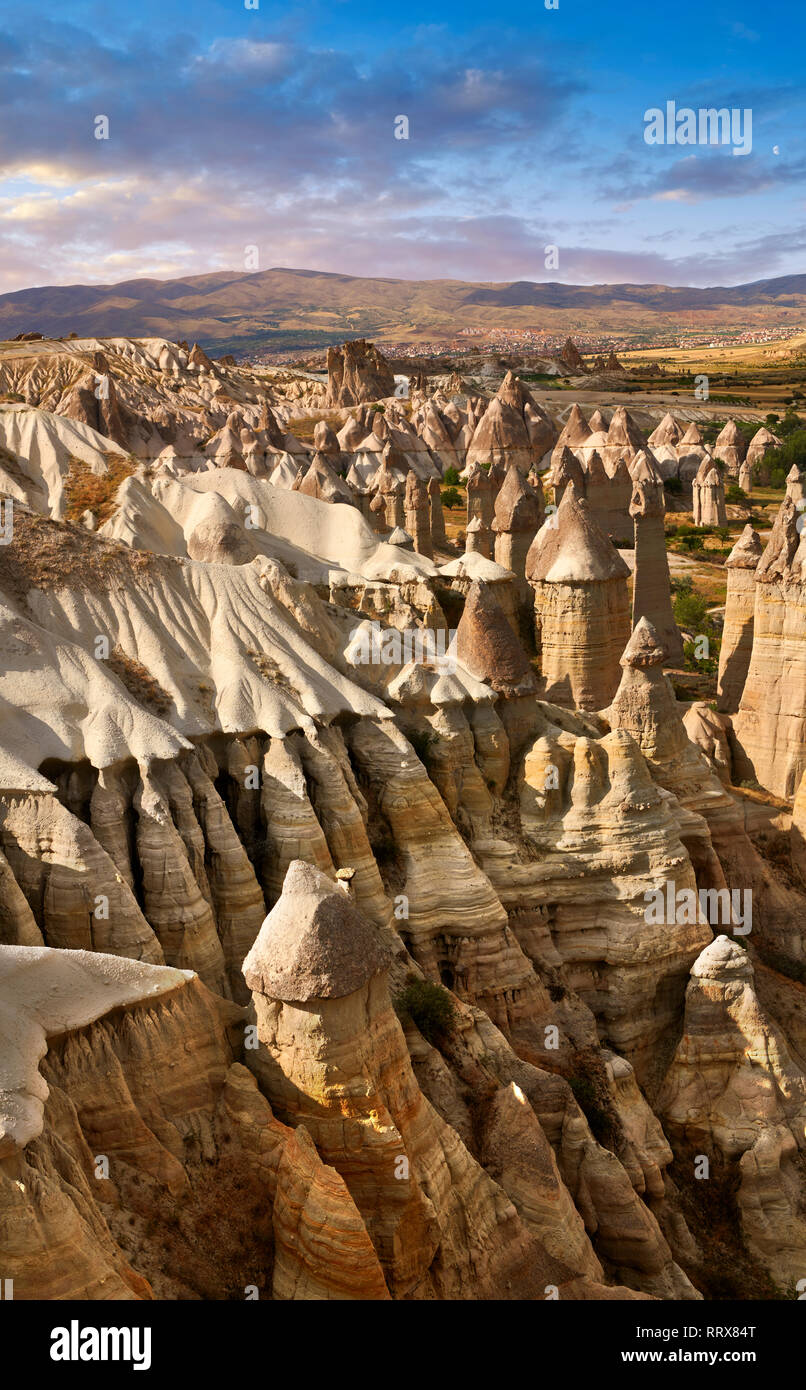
[[0, 0, 802, 292]]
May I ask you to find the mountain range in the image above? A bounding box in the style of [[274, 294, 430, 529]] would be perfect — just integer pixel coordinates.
[[1, 267, 805, 355]]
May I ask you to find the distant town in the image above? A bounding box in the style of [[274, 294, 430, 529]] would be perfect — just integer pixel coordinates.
[[238, 321, 806, 368]]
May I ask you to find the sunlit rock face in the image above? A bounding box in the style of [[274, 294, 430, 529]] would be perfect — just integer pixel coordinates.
[[629, 452, 683, 667], [7, 336, 806, 1304], [527, 484, 631, 711], [716, 525, 762, 714], [733, 498, 806, 796], [659, 936, 806, 1287]]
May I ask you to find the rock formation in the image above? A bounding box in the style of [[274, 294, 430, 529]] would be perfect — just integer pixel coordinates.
[[8, 331, 806, 1309], [455, 580, 537, 697], [786, 465, 805, 504], [492, 463, 543, 579], [629, 452, 684, 666], [692, 458, 727, 526], [465, 514, 493, 559], [244, 861, 549, 1298], [716, 525, 763, 713], [561, 338, 586, 372], [404, 471, 434, 558], [659, 936, 806, 1287], [325, 340, 395, 406], [732, 498, 806, 794], [746, 426, 782, 484], [527, 483, 631, 709], [465, 462, 495, 526], [713, 419, 747, 477]]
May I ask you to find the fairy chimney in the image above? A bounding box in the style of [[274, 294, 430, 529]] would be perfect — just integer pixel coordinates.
[[526, 482, 630, 710], [716, 525, 763, 714], [404, 471, 434, 558], [713, 420, 747, 478], [465, 515, 493, 559], [629, 453, 684, 666], [714, 419, 745, 468], [492, 463, 544, 579], [786, 466, 805, 504], [427, 477, 448, 549], [746, 426, 782, 485], [466, 463, 495, 527], [455, 580, 537, 697], [692, 458, 727, 526]]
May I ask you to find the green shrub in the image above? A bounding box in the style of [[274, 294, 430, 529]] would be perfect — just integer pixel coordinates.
[[663, 476, 683, 495], [393, 975, 456, 1043], [443, 466, 460, 486], [441, 487, 461, 509], [674, 587, 709, 629], [726, 485, 747, 504]]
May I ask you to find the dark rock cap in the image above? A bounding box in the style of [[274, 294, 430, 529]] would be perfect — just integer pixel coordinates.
[[620, 616, 666, 669], [243, 860, 392, 1002], [455, 579, 537, 696]]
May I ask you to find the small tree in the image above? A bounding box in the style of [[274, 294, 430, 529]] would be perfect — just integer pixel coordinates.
[[393, 975, 456, 1044]]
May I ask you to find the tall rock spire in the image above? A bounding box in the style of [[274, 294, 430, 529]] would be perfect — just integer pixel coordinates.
[[692, 458, 727, 526], [713, 419, 747, 478], [716, 525, 762, 713], [492, 463, 543, 579], [427, 476, 447, 548], [629, 452, 684, 666], [732, 498, 806, 795], [404, 470, 434, 558], [526, 483, 630, 709]]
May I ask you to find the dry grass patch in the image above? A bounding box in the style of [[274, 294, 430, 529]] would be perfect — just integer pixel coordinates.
[[64, 455, 136, 524], [106, 646, 172, 715], [0, 511, 177, 602], [286, 409, 344, 443]]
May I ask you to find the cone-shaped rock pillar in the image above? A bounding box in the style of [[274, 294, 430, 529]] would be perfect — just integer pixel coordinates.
[[492, 463, 543, 579], [629, 452, 684, 666], [716, 525, 762, 713], [526, 483, 630, 710]]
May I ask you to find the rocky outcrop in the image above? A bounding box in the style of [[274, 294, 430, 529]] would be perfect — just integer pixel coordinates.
[[404, 471, 433, 558], [692, 458, 727, 526], [629, 453, 683, 666], [465, 514, 493, 558], [551, 404, 590, 468], [545, 444, 586, 508], [0, 792, 163, 963], [244, 861, 547, 1298], [716, 526, 762, 713], [492, 463, 543, 579], [455, 580, 537, 698], [296, 452, 354, 506], [465, 396, 533, 474], [648, 414, 682, 449], [746, 426, 782, 484], [659, 936, 806, 1287], [325, 340, 395, 406], [527, 484, 631, 710], [0, 944, 396, 1300], [561, 339, 586, 372], [733, 499, 806, 795], [428, 476, 447, 548], [713, 420, 747, 477], [786, 465, 805, 504]]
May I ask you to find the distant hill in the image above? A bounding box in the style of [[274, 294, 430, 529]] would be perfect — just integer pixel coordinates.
[[1, 267, 804, 354]]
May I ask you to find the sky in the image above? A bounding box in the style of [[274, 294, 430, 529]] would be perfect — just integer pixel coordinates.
[[0, 0, 803, 293]]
